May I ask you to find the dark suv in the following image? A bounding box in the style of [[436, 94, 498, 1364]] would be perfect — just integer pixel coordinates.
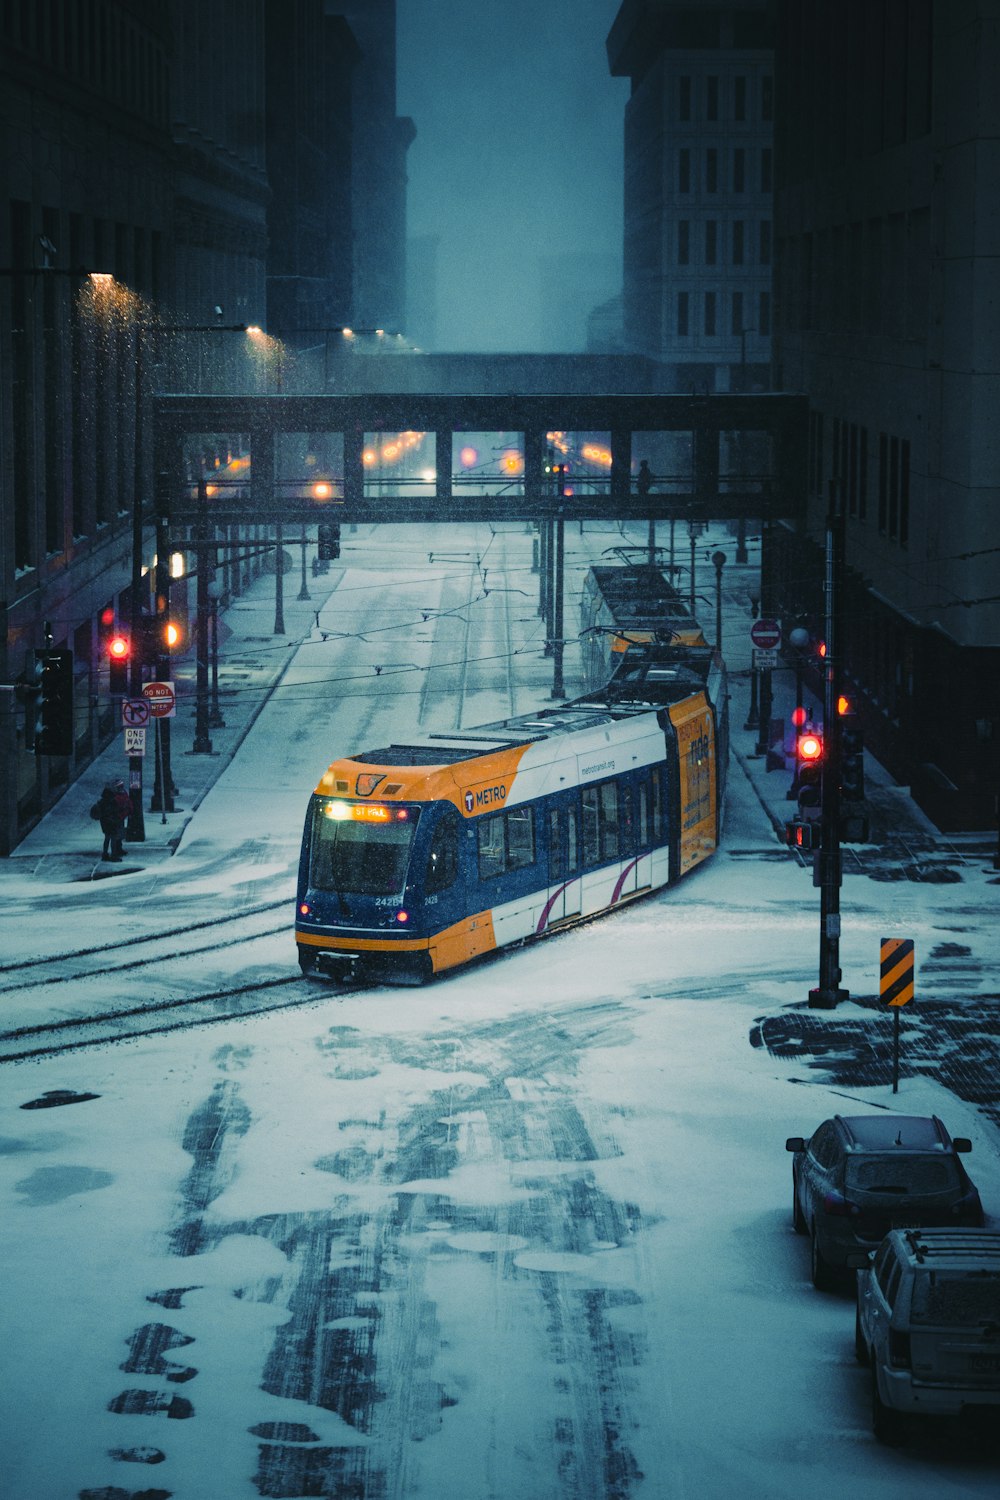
[[785, 1114, 985, 1289]]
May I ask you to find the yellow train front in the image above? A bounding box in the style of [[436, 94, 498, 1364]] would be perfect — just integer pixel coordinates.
[[295, 663, 726, 984]]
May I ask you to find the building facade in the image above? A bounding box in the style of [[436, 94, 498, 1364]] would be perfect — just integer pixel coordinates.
[[771, 0, 1000, 829], [0, 0, 407, 854], [607, 0, 775, 392]]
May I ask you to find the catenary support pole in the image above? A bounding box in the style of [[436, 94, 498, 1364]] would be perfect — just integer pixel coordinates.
[[810, 487, 848, 1008]]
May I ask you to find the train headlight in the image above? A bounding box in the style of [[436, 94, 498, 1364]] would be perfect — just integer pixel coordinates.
[[324, 800, 351, 820], [396, 910, 409, 923]]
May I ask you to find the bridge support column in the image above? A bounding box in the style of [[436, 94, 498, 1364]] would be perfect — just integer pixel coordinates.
[[551, 517, 565, 698]]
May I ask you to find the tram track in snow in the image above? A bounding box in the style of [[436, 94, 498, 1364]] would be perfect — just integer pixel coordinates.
[[0, 894, 289, 990], [0, 971, 358, 1065]]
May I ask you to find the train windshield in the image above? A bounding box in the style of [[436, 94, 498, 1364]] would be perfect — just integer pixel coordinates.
[[309, 799, 421, 896]]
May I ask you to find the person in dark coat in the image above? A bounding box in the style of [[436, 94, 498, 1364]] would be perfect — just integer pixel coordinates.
[[97, 779, 131, 861]]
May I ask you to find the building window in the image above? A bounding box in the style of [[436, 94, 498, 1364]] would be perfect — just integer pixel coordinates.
[[705, 291, 717, 336], [678, 291, 690, 336], [706, 148, 718, 192], [678, 220, 690, 265], [706, 76, 718, 120], [878, 433, 888, 532], [859, 427, 868, 521], [734, 76, 746, 121], [732, 220, 744, 264], [760, 147, 772, 193], [761, 75, 774, 120], [733, 148, 745, 193], [759, 289, 771, 335], [731, 289, 744, 337], [679, 149, 691, 194], [705, 220, 717, 264], [679, 76, 691, 121], [889, 436, 900, 538], [899, 439, 909, 547], [759, 220, 772, 265]]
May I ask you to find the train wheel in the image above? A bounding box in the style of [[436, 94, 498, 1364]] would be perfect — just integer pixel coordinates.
[[297, 946, 317, 977]]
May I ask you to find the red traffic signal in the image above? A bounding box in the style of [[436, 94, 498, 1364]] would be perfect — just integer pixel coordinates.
[[108, 634, 130, 694], [796, 731, 823, 762]]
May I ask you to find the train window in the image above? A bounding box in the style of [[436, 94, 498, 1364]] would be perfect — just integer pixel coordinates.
[[638, 779, 651, 846], [426, 807, 459, 893], [566, 805, 580, 873], [599, 780, 619, 860], [506, 806, 535, 870], [652, 769, 665, 841], [549, 808, 564, 880], [477, 815, 505, 880], [582, 787, 600, 865], [310, 800, 420, 896]]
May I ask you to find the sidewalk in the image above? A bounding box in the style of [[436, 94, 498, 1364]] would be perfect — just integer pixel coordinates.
[[7, 563, 341, 882]]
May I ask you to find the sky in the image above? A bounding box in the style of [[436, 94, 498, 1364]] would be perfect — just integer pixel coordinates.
[[397, 0, 630, 352], [2, 522, 999, 1496]]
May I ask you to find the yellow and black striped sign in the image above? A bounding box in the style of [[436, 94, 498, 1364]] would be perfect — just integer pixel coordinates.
[[880, 938, 914, 1008]]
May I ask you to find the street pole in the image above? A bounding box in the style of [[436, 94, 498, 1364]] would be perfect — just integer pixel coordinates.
[[273, 522, 285, 635], [208, 579, 225, 728], [150, 514, 175, 812], [712, 551, 726, 654], [127, 324, 146, 840], [192, 478, 213, 754], [297, 522, 311, 601], [810, 489, 849, 1009], [551, 515, 565, 698]]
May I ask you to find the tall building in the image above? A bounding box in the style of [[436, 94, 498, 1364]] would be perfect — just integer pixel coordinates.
[[771, 0, 1000, 829], [334, 0, 415, 335], [0, 0, 407, 854], [607, 0, 775, 391], [265, 4, 360, 333]]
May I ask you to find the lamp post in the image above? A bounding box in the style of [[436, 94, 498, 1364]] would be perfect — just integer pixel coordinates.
[[297, 522, 311, 600], [131, 316, 250, 769], [207, 578, 225, 728], [735, 326, 759, 566], [711, 551, 726, 653]]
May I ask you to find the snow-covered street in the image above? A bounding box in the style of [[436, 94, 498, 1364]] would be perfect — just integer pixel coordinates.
[[2, 526, 998, 1500]]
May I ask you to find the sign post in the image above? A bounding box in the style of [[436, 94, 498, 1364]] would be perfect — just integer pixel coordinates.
[[880, 937, 915, 1093]]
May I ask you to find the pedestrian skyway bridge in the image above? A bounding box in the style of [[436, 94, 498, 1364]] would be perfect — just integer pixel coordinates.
[[153, 391, 807, 527]]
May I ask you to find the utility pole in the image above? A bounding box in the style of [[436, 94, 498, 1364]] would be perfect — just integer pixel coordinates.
[[809, 485, 849, 1008]]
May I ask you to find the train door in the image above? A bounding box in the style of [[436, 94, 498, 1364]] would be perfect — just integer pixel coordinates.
[[546, 802, 582, 925], [615, 780, 639, 898]]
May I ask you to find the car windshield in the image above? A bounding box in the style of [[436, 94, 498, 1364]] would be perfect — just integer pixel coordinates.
[[309, 799, 420, 896], [910, 1272, 1000, 1325], [844, 1156, 961, 1194]]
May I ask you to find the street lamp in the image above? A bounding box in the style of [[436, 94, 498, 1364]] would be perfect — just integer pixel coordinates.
[[131, 315, 253, 774], [711, 551, 726, 653]]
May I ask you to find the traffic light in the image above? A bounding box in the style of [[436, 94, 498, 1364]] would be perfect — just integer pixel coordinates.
[[796, 728, 823, 811], [784, 819, 821, 852], [317, 523, 340, 561], [108, 634, 130, 694], [838, 698, 865, 801], [33, 649, 74, 757]]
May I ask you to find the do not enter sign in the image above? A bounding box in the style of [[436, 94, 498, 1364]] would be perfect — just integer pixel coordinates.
[[750, 618, 782, 649], [142, 680, 176, 719]]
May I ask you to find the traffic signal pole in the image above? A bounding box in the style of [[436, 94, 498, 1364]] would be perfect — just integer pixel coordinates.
[[810, 495, 848, 1009]]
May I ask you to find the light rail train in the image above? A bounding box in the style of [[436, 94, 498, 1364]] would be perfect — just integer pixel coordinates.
[[295, 643, 728, 984], [581, 560, 706, 693]]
